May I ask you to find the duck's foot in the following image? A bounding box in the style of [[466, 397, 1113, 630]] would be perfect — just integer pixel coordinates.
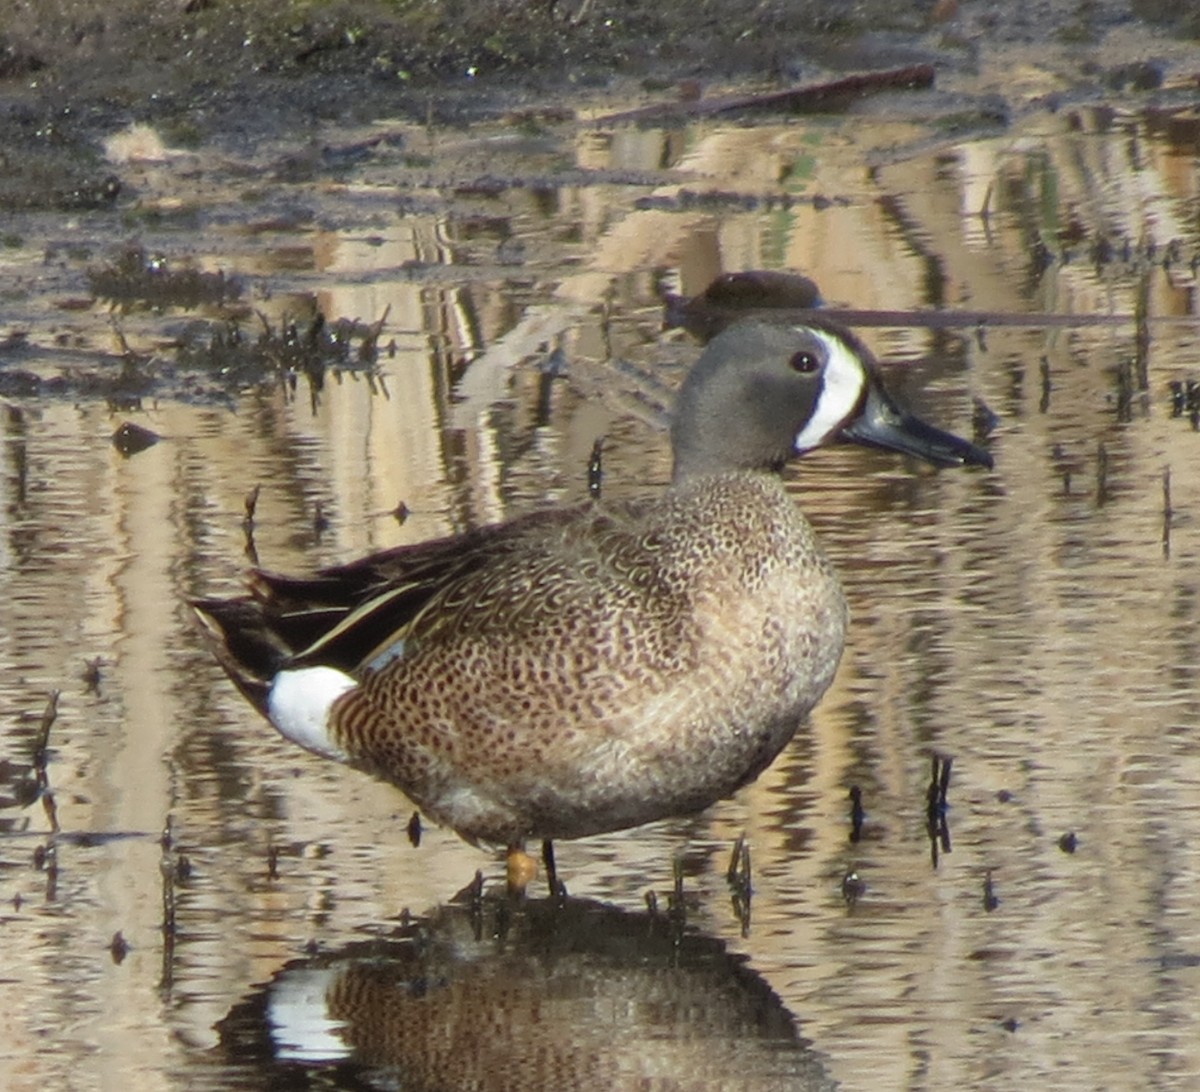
[[506, 845, 538, 894]]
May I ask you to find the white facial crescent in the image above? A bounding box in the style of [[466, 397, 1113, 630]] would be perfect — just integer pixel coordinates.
[[792, 328, 868, 453]]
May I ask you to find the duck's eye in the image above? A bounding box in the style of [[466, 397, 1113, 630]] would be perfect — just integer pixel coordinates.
[[789, 350, 820, 374]]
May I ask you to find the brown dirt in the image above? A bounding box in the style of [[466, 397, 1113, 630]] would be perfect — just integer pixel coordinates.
[[0, 0, 1196, 206], [6, 0, 941, 142]]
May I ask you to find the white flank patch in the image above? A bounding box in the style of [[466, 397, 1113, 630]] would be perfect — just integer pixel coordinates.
[[792, 328, 867, 453], [267, 666, 356, 762], [267, 967, 352, 1062]]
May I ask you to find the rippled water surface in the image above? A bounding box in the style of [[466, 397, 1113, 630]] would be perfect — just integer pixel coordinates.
[[2, 96, 1200, 1090]]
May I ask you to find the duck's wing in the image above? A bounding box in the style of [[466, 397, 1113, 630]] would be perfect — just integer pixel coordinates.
[[191, 504, 590, 714]]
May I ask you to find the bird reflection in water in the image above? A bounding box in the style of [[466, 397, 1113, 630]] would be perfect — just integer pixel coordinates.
[[218, 892, 836, 1091]]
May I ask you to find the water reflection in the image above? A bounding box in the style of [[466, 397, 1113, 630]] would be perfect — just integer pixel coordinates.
[[0, 96, 1199, 1091], [216, 893, 836, 1090]]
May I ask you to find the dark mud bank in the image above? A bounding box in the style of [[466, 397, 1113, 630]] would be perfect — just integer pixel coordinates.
[[1, 0, 1198, 210]]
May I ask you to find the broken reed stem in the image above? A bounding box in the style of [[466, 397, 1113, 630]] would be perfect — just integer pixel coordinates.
[[727, 834, 754, 935], [33, 690, 60, 768], [979, 180, 993, 220], [726, 834, 745, 885], [1163, 466, 1173, 558], [668, 853, 687, 927], [243, 483, 261, 524], [359, 303, 391, 361], [1134, 274, 1151, 392], [926, 753, 953, 867], [33, 691, 62, 835], [160, 849, 177, 993]]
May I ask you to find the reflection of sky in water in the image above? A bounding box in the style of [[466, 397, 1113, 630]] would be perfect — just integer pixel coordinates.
[[0, 103, 1198, 1090]]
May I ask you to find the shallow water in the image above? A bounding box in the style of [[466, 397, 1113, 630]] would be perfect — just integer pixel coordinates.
[[1, 96, 1200, 1090]]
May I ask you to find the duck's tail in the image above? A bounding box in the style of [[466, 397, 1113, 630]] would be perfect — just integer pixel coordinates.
[[193, 593, 359, 762], [190, 596, 290, 719]]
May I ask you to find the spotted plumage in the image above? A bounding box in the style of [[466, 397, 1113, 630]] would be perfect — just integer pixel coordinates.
[[194, 319, 991, 864]]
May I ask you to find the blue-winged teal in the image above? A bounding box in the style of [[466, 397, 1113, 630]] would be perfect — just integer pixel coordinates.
[[663, 270, 825, 341], [194, 319, 991, 886]]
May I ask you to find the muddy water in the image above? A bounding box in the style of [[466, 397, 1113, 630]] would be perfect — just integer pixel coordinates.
[[1, 98, 1200, 1091]]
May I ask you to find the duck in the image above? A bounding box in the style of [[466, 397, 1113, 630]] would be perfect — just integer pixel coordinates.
[[662, 269, 824, 342], [193, 319, 992, 890]]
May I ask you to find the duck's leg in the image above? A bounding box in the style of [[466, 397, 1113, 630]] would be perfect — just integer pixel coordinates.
[[506, 843, 538, 894], [541, 838, 562, 898]]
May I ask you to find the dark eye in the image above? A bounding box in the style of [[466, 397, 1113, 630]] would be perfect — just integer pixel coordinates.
[[790, 350, 820, 373]]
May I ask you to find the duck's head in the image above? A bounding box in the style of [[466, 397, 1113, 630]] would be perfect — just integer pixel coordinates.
[[670, 319, 993, 481]]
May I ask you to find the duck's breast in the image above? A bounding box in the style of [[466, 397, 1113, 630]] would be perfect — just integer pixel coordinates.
[[601, 472, 848, 805]]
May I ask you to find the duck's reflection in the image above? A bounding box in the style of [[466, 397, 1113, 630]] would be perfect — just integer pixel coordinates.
[[219, 892, 835, 1091]]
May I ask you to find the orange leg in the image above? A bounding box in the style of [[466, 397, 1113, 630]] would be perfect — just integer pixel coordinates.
[[506, 844, 538, 894]]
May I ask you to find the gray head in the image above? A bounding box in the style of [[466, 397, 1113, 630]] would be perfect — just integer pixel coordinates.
[[670, 320, 993, 482]]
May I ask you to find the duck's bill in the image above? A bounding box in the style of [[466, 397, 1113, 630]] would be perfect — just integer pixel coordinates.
[[841, 383, 993, 469]]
